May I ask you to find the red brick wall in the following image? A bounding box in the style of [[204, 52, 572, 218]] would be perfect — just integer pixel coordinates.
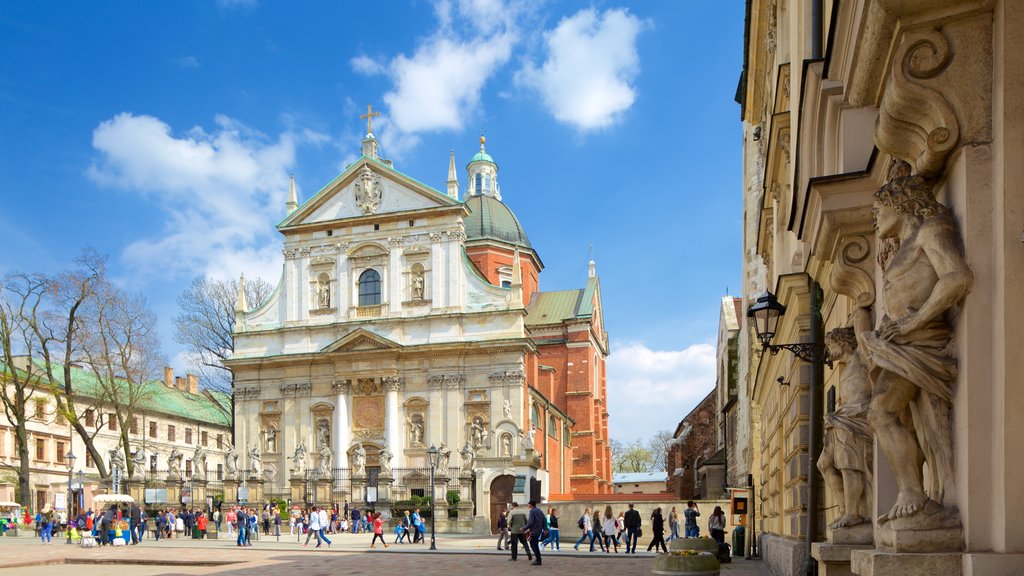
[[465, 245, 539, 306], [665, 393, 718, 500]]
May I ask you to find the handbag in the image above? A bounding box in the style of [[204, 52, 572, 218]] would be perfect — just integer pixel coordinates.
[[637, 528, 643, 538]]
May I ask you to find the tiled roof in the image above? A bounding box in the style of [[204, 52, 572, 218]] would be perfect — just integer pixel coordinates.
[[613, 471, 668, 484], [525, 277, 599, 327]]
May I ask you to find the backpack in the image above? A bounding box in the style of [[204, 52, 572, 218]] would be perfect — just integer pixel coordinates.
[[577, 515, 585, 530]]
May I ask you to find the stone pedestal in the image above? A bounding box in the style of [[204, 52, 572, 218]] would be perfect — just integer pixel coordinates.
[[128, 481, 145, 504], [191, 477, 208, 507], [247, 478, 264, 504], [315, 479, 332, 507], [223, 478, 238, 507], [351, 476, 367, 509], [164, 475, 181, 504], [289, 477, 306, 504], [876, 518, 961, 553], [813, 542, 873, 576], [851, 550, 961, 576], [433, 475, 449, 520], [376, 476, 394, 518]]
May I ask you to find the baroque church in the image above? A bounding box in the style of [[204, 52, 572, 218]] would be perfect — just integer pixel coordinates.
[[226, 119, 611, 531]]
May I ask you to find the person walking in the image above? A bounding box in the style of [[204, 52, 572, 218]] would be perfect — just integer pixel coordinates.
[[525, 501, 545, 566], [197, 512, 208, 540], [667, 507, 681, 542], [129, 503, 142, 545], [303, 506, 323, 548], [351, 506, 360, 534], [317, 506, 331, 547], [226, 508, 236, 539], [496, 509, 509, 550], [235, 507, 248, 547], [708, 506, 726, 545], [370, 512, 388, 549], [508, 502, 532, 562], [573, 507, 597, 551], [623, 503, 642, 554], [154, 510, 165, 541], [540, 508, 560, 550], [647, 507, 668, 553], [273, 509, 282, 541], [411, 508, 423, 543], [683, 501, 701, 538], [601, 505, 619, 553]]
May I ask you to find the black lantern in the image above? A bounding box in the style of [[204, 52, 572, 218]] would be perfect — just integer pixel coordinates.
[[747, 291, 786, 348]]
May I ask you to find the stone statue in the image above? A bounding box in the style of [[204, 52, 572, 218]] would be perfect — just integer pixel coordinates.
[[862, 162, 972, 526], [265, 428, 277, 453], [501, 434, 512, 457], [503, 399, 512, 419], [407, 413, 424, 445], [317, 277, 331, 309], [225, 446, 239, 477], [290, 441, 306, 476], [317, 419, 331, 449], [192, 445, 208, 479], [131, 448, 146, 478], [352, 443, 366, 477], [379, 443, 393, 477], [817, 312, 874, 530], [167, 447, 183, 476], [521, 427, 536, 451], [412, 271, 424, 300], [460, 442, 476, 471], [318, 444, 332, 477], [249, 444, 263, 478], [108, 447, 127, 479], [470, 417, 489, 448], [436, 442, 451, 472]]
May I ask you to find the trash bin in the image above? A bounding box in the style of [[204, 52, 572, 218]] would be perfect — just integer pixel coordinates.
[[732, 526, 745, 554]]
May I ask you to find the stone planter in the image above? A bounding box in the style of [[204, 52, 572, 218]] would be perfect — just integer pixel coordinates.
[[652, 552, 720, 575], [669, 537, 718, 552]]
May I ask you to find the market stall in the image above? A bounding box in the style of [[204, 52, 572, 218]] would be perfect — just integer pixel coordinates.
[[92, 494, 134, 545], [0, 502, 22, 536]]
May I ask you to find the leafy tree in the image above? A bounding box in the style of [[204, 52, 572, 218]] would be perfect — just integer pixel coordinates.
[[614, 438, 655, 473], [648, 429, 675, 472]]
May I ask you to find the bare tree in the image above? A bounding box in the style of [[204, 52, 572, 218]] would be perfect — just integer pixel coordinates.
[[0, 272, 50, 505], [613, 438, 655, 473], [648, 429, 675, 472], [173, 276, 272, 424]]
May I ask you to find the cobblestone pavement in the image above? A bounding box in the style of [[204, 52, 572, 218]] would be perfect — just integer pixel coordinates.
[[0, 532, 769, 576]]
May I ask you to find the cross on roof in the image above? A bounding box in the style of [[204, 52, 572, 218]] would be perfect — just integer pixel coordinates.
[[361, 104, 381, 135]]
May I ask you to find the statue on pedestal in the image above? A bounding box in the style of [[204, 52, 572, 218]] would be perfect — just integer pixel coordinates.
[[131, 448, 146, 479], [379, 443, 393, 477], [863, 161, 972, 528], [352, 443, 366, 477], [318, 444, 332, 477], [470, 417, 489, 449], [460, 442, 476, 472], [436, 443, 451, 473], [167, 447, 183, 477], [225, 446, 239, 478], [817, 312, 873, 530], [249, 444, 263, 478], [290, 442, 306, 476], [192, 445, 208, 479]]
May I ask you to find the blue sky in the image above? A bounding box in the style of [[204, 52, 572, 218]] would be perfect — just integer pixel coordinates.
[[0, 1, 744, 443]]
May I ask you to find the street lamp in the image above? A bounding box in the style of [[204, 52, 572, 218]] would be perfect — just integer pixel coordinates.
[[426, 445, 439, 550], [747, 291, 831, 367], [64, 450, 76, 544]]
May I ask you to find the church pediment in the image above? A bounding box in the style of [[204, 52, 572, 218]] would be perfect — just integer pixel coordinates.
[[279, 157, 461, 229], [321, 328, 401, 353]]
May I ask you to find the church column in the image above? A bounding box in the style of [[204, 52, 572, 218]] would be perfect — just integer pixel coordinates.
[[332, 380, 351, 469], [430, 232, 446, 308], [336, 246, 350, 320], [449, 233, 464, 309], [388, 239, 403, 314], [428, 377, 444, 446], [384, 377, 404, 468]]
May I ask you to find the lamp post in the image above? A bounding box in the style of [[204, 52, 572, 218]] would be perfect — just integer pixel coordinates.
[[747, 286, 826, 576], [64, 450, 76, 544], [426, 445, 438, 550]]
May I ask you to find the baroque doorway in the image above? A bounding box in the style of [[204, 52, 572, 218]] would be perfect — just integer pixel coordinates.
[[489, 474, 515, 533]]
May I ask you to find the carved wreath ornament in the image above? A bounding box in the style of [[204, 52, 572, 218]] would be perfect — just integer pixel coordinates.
[[354, 166, 383, 215]]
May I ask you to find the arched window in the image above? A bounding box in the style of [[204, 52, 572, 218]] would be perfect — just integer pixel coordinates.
[[474, 173, 482, 195], [358, 269, 381, 306], [548, 415, 557, 438], [530, 403, 540, 428]]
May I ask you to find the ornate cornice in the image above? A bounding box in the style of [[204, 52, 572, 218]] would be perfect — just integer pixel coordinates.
[[237, 386, 261, 401], [489, 370, 526, 386], [280, 382, 312, 396], [331, 379, 352, 394], [383, 376, 405, 392], [428, 374, 465, 390]]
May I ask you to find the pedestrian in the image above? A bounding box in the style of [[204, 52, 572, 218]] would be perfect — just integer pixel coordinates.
[[351, 506, 360, 534], [396, 511, 411, 543], [684, 500, 701, 538], [317, 506, 332, 547], [411, 508, 423, 543], [213, 508, 221, 534], [235, 507, 247, 547], [197, 512, 208, 539], [226, 507, 236, 539], [540, 508, 560, 550], [129, 503, 142, 544], [303, 506, 323, 548], [573, 507, 596, 551], [273, 509, 282, 541], [154, 510, 165, 541], [370, 512, 388, 549], [496, 509, 509, 550], [667, 506, 681, 542], [524, 501, 545, 565], [647, 507, 668, 553], [616, 510, 626, 544], [623, 503, 641, 554], [508, 502, 532, 561], [601, 505, 618, 553], [709, 506, 726, 545]]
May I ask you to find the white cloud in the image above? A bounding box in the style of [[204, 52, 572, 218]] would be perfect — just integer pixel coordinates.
[[350, 55, 385, 76], [606, 340, 716, 442], [170, 56, 200, 69], [87, 112, 302, 284], [517, 8, 645, 130]]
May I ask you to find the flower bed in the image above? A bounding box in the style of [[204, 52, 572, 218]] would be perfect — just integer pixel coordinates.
[[651, 551, 720, 575], [669, 536, 718, 552]]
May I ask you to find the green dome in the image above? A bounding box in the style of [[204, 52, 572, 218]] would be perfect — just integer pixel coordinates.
[[469, 151, 494, 164], [464, 195, 532, 249]]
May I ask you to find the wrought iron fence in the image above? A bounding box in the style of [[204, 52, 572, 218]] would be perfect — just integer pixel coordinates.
[[300, 467, 471, 514]]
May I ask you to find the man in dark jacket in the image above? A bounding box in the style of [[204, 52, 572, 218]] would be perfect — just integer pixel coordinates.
[[623, 503, 642, 554], [129, 504, 142, 544], [235, 507, 247, 547], [525, 501, 546, 566]]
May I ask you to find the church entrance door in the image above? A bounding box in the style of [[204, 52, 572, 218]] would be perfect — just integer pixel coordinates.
[[489, 475, 515, 533]]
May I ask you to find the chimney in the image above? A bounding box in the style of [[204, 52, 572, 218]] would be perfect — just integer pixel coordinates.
[[186, 374, 198, 395], [164, 367, 174, 389], [175, 376, 186, 391]]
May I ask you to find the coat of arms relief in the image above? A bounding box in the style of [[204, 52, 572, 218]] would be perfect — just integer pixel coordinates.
[[354, 165, 383, 215]]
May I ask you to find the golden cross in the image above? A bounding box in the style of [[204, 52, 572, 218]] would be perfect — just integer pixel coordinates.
[[360, 104, 381, 134]]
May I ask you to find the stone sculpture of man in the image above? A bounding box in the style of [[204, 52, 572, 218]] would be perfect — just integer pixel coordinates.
[[379, 443, 393, 477], [436, 443, 451, 471], [290, 441, 306, 476], [460, 442, 476, 472], [862, 161, 973, 523], [192, 445, 208, 479], [352, 443, 366, 477], [817, 311, 873, 529], [501, 434, 512, 457], [471, 417, 489, 448], [317, 277, 330, 309], [318, 444, 332, 477], [109, 448, 126, 478], [412, 272, 425, 300], [168, 447, 183, 476], [131, 448, 146, 478], [503, 399, 512, 419], [407, 414, 424, 445], [249, 445, 263, 478], [225, 446, 239, 477]]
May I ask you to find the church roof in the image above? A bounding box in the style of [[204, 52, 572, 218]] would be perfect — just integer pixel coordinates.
[[469, 150, 494, 164], [464, 194, 532, 249], [525, 277, 599, 326]]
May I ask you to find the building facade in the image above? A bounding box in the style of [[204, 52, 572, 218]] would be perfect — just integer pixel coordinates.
[[666, 390, 722, 501], [0, 362, 231, 514], [737, 1, 1024, 575], [227, 131, 610, 532]]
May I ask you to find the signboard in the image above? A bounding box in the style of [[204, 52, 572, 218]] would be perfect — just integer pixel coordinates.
[[180, 487, 192, 504], [237, 487, 250, 503], [55, 493, 67, 510], [730, 490, 749, 527], [144, 488, 168, 504], [366, 486, 378, 503], [513, 475, 526, 493]]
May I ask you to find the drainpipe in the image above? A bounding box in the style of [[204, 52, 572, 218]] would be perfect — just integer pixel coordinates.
[[811, 0, 823, 59], [804, 278, 824, 576]]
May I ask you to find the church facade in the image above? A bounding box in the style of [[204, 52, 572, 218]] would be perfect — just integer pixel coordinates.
[[226, 129, 610, 531]]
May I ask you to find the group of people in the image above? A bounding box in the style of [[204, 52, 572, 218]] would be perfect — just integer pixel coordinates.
[[666, 501, 728, 544], [494, 500, 547, 565], [568, 503, 653, 553]]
